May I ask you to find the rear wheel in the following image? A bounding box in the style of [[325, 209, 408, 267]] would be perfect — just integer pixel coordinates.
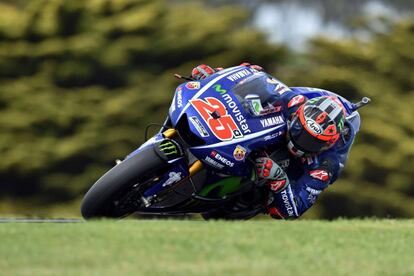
[[81, 146, 167, 219], [201, 188, 266, 220]]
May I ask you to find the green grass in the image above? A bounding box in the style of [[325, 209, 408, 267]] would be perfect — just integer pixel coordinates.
[[0, 219, 413, 276]]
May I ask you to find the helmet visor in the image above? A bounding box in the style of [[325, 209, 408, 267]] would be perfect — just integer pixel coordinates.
[[289, 116, 332, 153]]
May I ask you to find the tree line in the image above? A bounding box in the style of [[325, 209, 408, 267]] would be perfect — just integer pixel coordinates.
[[0, 0, 412, 218]]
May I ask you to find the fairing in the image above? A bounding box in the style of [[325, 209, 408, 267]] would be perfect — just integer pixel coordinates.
[[169, 66, 288, 175]]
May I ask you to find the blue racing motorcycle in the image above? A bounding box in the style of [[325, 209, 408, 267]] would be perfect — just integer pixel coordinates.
[[81, 65, 368, 220]]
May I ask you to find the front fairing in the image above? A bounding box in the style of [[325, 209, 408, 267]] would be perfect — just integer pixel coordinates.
[[169, 66, 288, 176]]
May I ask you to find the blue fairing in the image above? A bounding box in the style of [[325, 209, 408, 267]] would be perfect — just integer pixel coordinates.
[[168, 66, 288, 176]]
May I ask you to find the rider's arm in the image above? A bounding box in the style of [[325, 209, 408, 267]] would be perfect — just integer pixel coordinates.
[[191, 63, 263, 80], [267, 151, 342, 219]]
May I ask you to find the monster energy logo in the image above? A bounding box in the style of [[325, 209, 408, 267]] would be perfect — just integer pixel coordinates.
[[338, 117, 345, 131], [159, 141, 179, 156], [213, 84, 227, 94]]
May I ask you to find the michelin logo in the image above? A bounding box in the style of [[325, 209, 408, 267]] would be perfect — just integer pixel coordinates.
[[162, 172, 182, 187]]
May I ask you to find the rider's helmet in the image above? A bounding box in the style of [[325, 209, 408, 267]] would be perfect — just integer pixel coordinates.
[[287, 96, 346, 157]]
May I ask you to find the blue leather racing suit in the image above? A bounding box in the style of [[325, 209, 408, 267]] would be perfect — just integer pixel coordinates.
[[265, 85, 361, 219]]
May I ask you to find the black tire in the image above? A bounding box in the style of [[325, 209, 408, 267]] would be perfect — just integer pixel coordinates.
[[201, 188, 266, 220], [81, 146, 167, 219], [201, 207, 263, 220]]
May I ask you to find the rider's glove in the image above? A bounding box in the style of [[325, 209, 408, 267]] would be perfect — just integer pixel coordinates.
[[240, 62, 264, 72], [255, 157, 289, 193], [191, 64, 216, 80]]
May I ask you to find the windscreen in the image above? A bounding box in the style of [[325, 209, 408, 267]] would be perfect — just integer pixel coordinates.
[[231, 72, 283, 116]]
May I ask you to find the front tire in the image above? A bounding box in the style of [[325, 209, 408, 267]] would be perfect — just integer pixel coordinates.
[[81, 146, 167, 219]]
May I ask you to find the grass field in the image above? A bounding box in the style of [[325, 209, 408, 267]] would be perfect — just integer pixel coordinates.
[[0, 219, 413, 276]]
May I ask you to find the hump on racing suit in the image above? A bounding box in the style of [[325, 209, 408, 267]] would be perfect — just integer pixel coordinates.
[[266, 85, 361, 219]]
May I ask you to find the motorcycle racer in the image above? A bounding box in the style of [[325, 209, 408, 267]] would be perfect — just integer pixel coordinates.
[[191, 63, 361, 219]]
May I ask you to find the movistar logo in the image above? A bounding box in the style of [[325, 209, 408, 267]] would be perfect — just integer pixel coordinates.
[[159, 141, 178, 156], [213, 84, 251, 134], [213, 84, 227, 95]]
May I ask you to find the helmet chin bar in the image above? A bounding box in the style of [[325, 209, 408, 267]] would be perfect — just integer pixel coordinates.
[[287, 140, 306, 157]]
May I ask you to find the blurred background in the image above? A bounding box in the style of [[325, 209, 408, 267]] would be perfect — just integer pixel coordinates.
[[0, 0, 413, 218]]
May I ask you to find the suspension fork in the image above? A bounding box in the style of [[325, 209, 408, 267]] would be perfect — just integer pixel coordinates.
[[163, 128, 203, 177]]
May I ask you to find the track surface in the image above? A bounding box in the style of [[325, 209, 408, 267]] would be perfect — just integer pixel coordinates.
[[0, 218, 83, 223]]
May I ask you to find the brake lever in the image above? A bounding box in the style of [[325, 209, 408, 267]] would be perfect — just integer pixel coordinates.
[[352, 97, 371, 111], [174, 74, 195, 81]]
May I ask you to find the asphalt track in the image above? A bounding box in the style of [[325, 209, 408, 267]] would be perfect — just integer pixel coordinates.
[[0, 218, 83, 223]]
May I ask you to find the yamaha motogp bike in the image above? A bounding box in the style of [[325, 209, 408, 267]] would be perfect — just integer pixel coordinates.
[[81, 65, 369, 220]]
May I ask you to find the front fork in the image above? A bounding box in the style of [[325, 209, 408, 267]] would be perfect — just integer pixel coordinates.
[[163, 128, 203, 177], [140, 128, 204, 207]]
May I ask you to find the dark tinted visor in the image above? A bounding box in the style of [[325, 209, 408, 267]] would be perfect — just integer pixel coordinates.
[[289, 117, 331, 153]]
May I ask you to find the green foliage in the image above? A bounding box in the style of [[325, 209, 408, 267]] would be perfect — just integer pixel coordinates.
[[0, 0, 413, 218], [0, 0, 285, 206], [278, 19, 414, 218]]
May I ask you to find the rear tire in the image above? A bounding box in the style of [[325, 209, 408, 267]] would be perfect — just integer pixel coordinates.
[[81, 146, 166, 219], [201, 188, 266, 220]]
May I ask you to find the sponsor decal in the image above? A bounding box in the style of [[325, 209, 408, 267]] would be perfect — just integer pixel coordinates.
[[159, 140, 181, 158], [309, 170, 330, 182], [269, 179, 286, 192], [204, 156, 225, 169], [306, 187, 322, 195], [306, 187, 322, 204], [287, 95, 305, 108], [274, 83, 290, 95], [176, 88, 183, 108], [189, 116, 209, 137], [159, 141, 178, 155], [302, 156, 315, 165], [306, 119, 323, 134], [222, 94, 251, 134], [260, 116, 284, 128], [162, 172, 182, 187], [226, 69, 252, 82], [213, 84, 226, 95], [233, 145, 247, 161], [190, 97, 242, 141], [264, 131, 284, 141], [170, 88, 182, 113], [338, 117, 345, 131], [212, 84, 252, 135], [211, 151, 234, 167], [306, 87, 328, 93], [170, 99, 176, 113], [186, 81, 200, 90], [251, 99, 262, 115], [280, 189, 295, 217], [266, 78, 278, 84]]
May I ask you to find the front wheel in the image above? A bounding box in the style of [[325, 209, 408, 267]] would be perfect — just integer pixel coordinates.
[[81, 146, 167, 219]]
